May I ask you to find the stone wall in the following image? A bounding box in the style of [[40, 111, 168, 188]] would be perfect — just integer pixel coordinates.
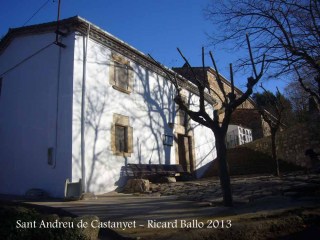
[[203, 146, 302, 177], [173, 66, 255, 112], [240, 122, 320, 168], [173, 67, 269, 139]]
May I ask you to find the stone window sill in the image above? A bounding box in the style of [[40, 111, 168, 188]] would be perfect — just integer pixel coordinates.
[[112, 85, 131, 94], [113, 151, 132, 157]]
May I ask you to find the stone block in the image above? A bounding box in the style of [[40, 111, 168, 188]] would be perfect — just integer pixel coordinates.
[[124, 179, 150, 193], [162, 176, 177, 183], [80, 192, 97, 200], [73, 215, 100, 240]]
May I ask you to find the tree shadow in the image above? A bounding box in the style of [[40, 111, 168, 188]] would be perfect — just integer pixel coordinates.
[[72, 40, 115, 193], [128, 66, 176, 164], [72, 36, 216, 194]]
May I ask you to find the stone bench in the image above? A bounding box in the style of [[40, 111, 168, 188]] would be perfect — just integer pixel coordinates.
[[121, 164, 186, 179]]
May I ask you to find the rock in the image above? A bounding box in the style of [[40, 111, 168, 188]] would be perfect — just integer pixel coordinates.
[[155, 176, 177, 183], [74, 215, 100, 240], [163, 176, 177, 183], [42, 214, 60, 222], [80, 192, 97, 200], [124, 179, 150, 193]]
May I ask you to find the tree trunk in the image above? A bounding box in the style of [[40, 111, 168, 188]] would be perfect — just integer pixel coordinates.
[[271, 129, 279, 176], [215, 131, 233, 207]]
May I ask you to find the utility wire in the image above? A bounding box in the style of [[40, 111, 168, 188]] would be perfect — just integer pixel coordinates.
[[23, 0, 51, 26], [0, 42, 55, 77]]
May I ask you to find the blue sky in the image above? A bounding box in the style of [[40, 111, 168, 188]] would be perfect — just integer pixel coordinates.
[[1, 0, 282, 92]]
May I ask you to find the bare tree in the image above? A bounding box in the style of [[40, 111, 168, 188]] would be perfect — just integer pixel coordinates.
[[205, 0, 320, 110], [285, 79, 313, 123], [253, 87, 288, 176], [149, 35, 265, 207]]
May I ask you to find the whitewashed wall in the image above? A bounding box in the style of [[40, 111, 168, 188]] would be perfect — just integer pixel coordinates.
[[0, 26, 216, 198], [72, 33, 176, 193], [185, 91, 217, 178], [0, 32, 75, 197], [72, 33, 216, 194]]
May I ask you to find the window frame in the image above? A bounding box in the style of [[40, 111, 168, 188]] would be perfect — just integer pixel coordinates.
[[114, 62, 130, 91], [111, 114, 133, 157], [115, 124, 128, 153], [110, 53, 133, 94]]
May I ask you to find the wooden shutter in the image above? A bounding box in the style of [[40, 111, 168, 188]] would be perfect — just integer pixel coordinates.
[[127, 126, 133, 153], [116, 65, 129, 90], [110, 53, 132, 93], [112, 114, 133, 156], [111, 124, 116, 153], [109, 62, 116, 86], [127, 66, 134, 93]]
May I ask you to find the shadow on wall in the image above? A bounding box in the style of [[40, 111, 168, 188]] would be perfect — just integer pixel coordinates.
[[72, 43, 177, 192], [121, 66, 217, 180], [121, 67, 176, 165], [114, 156, 129, 189], [195, 159, 216, 179], [114, 66, 176, 188], [194, 142, 217, 178], [72, 42, 116, 193], [73, 42, 218, 192]]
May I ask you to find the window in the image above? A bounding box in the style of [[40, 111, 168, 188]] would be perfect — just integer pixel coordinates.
[[110, 53, 133, 94], [114, 62, 129, 90], [111, 114, 133, 156], [115, 125, 128, 152]]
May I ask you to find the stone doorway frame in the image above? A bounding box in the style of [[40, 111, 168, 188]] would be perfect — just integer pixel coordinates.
[[174, 124, 196, 173]]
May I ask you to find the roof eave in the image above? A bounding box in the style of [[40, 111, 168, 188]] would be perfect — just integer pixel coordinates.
[[0, 16, 217, 105]]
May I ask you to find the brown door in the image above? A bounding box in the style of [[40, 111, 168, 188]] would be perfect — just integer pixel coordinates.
[[178, 134, 193, 172]]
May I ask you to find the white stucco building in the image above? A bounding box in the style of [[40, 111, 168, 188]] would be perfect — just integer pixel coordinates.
[[0, 16, 217, 197], [226, 125, 253, 149]]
